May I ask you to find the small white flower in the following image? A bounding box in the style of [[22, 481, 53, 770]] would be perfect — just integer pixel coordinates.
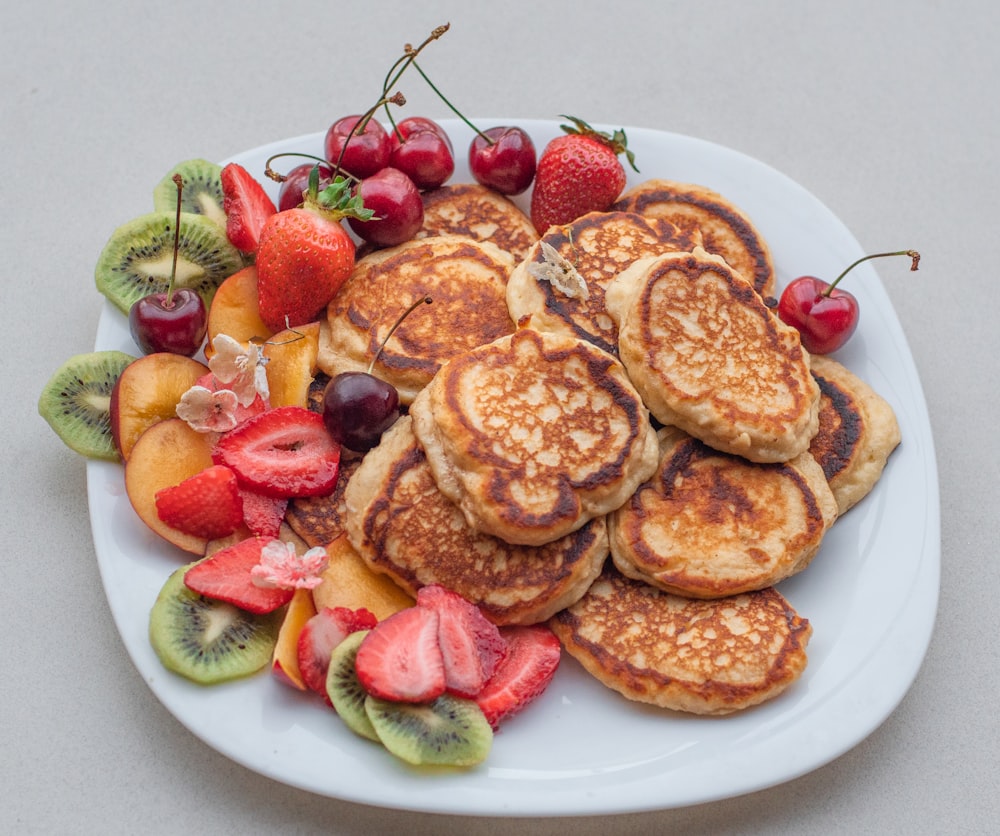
[[209, 334, 270, 407], [527, 240, 590, 301], [251, 540, 329, 590], [175, 385, 240, 433]]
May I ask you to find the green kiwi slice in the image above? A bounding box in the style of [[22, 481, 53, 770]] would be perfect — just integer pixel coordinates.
[[149, 564, 282, 685], [326, 630, 380, 742], [38, 350, 136, 461], [94, 210, 244, 315], [364, 693, 494, 767], [153, 158, 227, 230]]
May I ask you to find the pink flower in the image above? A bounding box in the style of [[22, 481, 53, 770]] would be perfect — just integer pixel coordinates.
[[175, 385, 240, 433], [209, 334, 270, 407], [251, 540, 329, 590]]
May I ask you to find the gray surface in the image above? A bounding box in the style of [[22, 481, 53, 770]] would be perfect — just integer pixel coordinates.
[[4, 0, 995, 832]]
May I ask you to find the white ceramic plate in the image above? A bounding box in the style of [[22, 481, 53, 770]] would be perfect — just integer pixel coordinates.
[[88, 119, 939, 816]]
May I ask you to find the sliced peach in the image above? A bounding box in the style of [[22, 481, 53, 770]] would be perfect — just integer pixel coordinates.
[[204, 265, 272, 360], [263, 321, 321, 408], [312, 535, 414, 621], [124, 418, 249, 554], [272, 587, 318, 690], [110, 353, 208, 460]]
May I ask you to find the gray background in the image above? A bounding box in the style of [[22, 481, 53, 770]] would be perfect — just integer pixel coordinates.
[[4, 0, 995, 833]]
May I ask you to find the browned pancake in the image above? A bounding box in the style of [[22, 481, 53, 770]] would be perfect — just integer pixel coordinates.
[[344, 416, 609, 625], [284, 454, 363, 548], [549, 562, 812, 715], [613, 179, 775, 299], [808, 355, 901, 514], [505, 210, 702, 355], [609, 427, 838, 598]]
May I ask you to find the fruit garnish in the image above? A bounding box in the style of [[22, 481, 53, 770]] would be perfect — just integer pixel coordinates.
[[220, 162, 278, 254], [297, 606, 378, 697], [325, 630, 381, 740], [239, 487, 288, 539], [212, 405, 341, 498], [276, 161, 335, 212], [150, 562, 283, 685], [346, 165, 425, 246], [38, 349, 137, 461], [151, 158, 227, 229], [777, 249, 921, 354], [127, 175, 209, 357], [529, 115, 637, 233], [250, 539, 330, 591], [184, 537, 296, 615], [474, 625, 562, 730], [154, 463, 245, 540], [324, 114, 393, 180], [354, 606, 447, 703], [206, 333, 270, 407], [272, 587, 318, 691], [387, 116, 455, 191]]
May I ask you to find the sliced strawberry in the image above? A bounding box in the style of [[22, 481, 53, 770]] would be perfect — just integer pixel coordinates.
[[416, 584, 507, 698], [212, 406, 340, 498], [221, 162, 278, 254], [239, 487, 287, 538], [184, 537, 294, 614], [297, 606, 378, 698], [154, 464, 244, 540], [474, 625, 562, 730], [354, 606, 446, 703]]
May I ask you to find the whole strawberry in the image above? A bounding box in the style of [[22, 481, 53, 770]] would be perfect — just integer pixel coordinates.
[[255, 169, 372, 331], [529, 116, 638, 234]]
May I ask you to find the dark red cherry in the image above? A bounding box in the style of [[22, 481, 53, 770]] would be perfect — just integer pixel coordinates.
[[278, 162, 334, 212], [128, 288, 207, 357], [389, 117, 454, 155], [469, 126, 537, 195], [324, 115, 391, 179], [388, 125, 454, 190], [348, 167, 424, 247], [322, 371, 400, 453]]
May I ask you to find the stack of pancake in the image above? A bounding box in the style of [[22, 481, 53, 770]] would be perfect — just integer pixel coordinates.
[[295, 179, 900, 717]]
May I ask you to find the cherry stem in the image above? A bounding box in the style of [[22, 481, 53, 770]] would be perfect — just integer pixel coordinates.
[[335, 92, 407, 180], [368, 296, 433, 373], [410, 60, 491, 143], [166, 174, 184, 307], [264, 151, 334, 183], [824, 249, 921, 296]]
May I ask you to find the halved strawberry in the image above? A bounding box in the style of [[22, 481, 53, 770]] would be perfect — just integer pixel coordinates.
[[239, 487, 287, 538], [297, 606, 378, 698], [354, 606, 446, 703], [221, 162, 278, 254], [416, 584, 507, 698], [212, 406, 340, 498], [154, 464, 244, 540], [474, 625, 562, 730], [184, 536, 294, 614]]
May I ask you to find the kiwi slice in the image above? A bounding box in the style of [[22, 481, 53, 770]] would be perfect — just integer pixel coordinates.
[[95, 210, 244, 315], [149, 563, 282, 685], [326, 630, 380, 742], [364, 693, 493, 767], [38, 350, 136, 461], [153, 158, 227, 229]]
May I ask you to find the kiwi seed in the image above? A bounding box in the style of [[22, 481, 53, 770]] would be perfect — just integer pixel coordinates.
[[364, 692, 494, 767], [148, 563, 282, 685], [153, 158, 227, 230], [326, 630, 381, 742], [94, 210, 244, 315], [38, 350, 136, 461]]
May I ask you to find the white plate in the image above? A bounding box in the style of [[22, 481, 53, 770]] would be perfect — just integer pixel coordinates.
[[88, 119, 939, 816]]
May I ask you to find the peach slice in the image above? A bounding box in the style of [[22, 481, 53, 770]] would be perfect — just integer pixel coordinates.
[[124, 418, 249, 554], [312, 535, 414, 621], [272, 587, 318, 690], [263, 321, 321, 408], [204, 265, 272, 360], [110, 353, 208, 460]]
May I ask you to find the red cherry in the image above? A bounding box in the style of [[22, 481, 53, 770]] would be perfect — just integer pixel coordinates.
[[128, 288, 207, 356], [278, 162, 334, 212], [348, 167, 424, 247], [388, 122, 455, 190], [469, 126, 537, 195], [389, 116, 454, 155], [777, 249, 920, 354], [324, 115, 391, 179]]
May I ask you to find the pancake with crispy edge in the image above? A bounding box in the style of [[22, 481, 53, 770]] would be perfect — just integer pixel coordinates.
[[609, 426, 838, 598], [549, 562, 812, 715]]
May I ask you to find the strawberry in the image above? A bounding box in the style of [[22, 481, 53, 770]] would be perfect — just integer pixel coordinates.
[[297, 606, 378, 698], [184, 536, 295, 614], [474, 625, 562, 730], [529, 115, 638, 234], [238, 487, 287, 538], [416, 584, 507, 698], [154, 464, 244, 540], [255, 173, 372, 332], [212, 405, 341, 498], [221, 162, 278, 254], [354, 606, 446, 703]]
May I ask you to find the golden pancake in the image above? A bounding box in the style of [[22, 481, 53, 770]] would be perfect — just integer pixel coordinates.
[[609, 427, 838, 598], [409, 328, 661, 546], [549, 562, 812, 715], [612, 178, 776, 299], [808, 355, 901, 514], [284, 454, 362, 548], [605, 248, 820, 463], [506, 210, 702, 356]]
